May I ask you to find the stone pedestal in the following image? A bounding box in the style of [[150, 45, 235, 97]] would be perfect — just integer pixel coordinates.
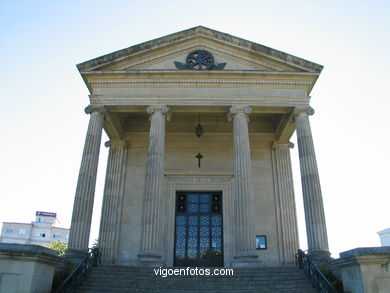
[[0, 244, 62, 293], [68, 105, 106, 258], [98, 140, 127, 263], [294, 106, 329, 257], [138, 105, 169, 265], [229, 105, 259, 265], [272, 142, 300, 264], [334, 247, 390, 293]]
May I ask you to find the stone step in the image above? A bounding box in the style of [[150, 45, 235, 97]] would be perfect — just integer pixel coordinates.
[[80, 282, 315, 290], [82, 276, 313, 283], [75, 265, 319, 293], [76, 286, 319, 292], [77, 285, 318, 293]]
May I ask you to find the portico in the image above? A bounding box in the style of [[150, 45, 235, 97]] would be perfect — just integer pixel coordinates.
[[67, 26, 329, 267]]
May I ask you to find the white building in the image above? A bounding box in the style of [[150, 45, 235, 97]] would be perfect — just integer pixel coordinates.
[[377, 228, 390, 246], [0, 211, 69, 247]]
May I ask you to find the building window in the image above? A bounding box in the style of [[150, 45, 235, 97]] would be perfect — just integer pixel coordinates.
[[34, 232, 46, 238], [37, 217, 45, 222], [18, 228, 26, 235], [6, 227, 13, 233], [256, 235, 267, 250], [53, 233, 61, 239]]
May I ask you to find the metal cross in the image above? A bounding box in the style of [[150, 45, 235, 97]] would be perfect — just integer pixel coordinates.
[[195, 153, 204, 168]]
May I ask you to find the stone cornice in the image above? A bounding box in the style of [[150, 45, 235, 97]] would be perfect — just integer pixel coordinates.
[[333, 254, 390, 268], [0, 243, 62, 266], [82, 70, 319, 77], [77, 26, 323, 73], [90, 96, 309, 108], [88, 78, 313, 86]]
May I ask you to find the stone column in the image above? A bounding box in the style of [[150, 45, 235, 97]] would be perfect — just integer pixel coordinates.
[[138, 105, 169, 264], [272, 142, 300, 264], [68, 105, 106, 256], [98, 140, 127, 262], [229, 105, 259, 264], [294, 106, 329, 257]]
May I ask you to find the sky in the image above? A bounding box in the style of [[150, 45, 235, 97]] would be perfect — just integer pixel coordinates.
[[1, 0, 389, 258]]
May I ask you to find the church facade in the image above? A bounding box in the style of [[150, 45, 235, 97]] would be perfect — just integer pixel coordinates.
[[67, 26, 329, 267]]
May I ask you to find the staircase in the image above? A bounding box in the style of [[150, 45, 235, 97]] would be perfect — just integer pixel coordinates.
[[75, 265, 318, 293]]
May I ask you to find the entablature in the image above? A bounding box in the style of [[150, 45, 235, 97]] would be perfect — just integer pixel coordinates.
[[101, 104, 298, 145], [81, 70, 319, 95]]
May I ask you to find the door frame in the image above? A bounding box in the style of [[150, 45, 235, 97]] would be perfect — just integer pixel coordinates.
[[164, 173, 233, 267], [174, 191, 224, 267]]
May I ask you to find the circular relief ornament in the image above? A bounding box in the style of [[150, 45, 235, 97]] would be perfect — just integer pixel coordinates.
[[186, 50, 215, 70]]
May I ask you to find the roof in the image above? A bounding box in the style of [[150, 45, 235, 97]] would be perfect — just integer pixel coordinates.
[[77, 26, 323, 73], [378, 227, 390, 234]]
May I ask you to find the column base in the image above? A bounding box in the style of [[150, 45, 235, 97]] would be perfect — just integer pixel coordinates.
[[100, 257, 116, 265], [307, 250, 332, 269], [307, 249, 331, 260], [137, 251, 163, 267], [232, 253, 263, 267], [66, 248, 89, 263]]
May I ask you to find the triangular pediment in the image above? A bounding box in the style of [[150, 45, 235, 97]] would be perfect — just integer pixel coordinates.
[[97, 38, 297, 72], [77, 26, 323, 74]]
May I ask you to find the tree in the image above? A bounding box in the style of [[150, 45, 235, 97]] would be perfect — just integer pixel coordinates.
[[49, 240, 68, 256]]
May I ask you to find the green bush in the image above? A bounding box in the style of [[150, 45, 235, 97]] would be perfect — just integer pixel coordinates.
[[319, 266, 344, 293], [49, 240, 68, 256]]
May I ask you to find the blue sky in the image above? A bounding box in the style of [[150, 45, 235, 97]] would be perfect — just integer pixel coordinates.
[[1, 0, 389, 257]]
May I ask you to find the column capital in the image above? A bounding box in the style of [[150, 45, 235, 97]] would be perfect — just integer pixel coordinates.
[[84, 105, 107, 115], [228, 105, 252, 121], [146, 105, 170, 121], [146, 105, 169, 115], [104, 139, 128, 148], [229, 105, 252, 115], [272, 141, 295, 149], [293, 106, 315, 117]]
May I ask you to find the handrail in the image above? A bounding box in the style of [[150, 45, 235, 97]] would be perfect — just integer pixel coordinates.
[[53, 247, 102, 293], [296, 249, 338, 293]]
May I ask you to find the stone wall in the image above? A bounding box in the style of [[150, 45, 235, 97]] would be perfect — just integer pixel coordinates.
[[115, 132, 291, 266], [334, 247, 390, 293], [0, 243, 62, 293]]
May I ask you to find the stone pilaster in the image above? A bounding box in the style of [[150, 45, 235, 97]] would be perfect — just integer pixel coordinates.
[[229, 105, 259, 264], [68, 105, 106, 256], [272, 142, 300, 264], [138, 105, 169, 264], [294, 106, 329, 257], [98, 140, 127, 262]]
